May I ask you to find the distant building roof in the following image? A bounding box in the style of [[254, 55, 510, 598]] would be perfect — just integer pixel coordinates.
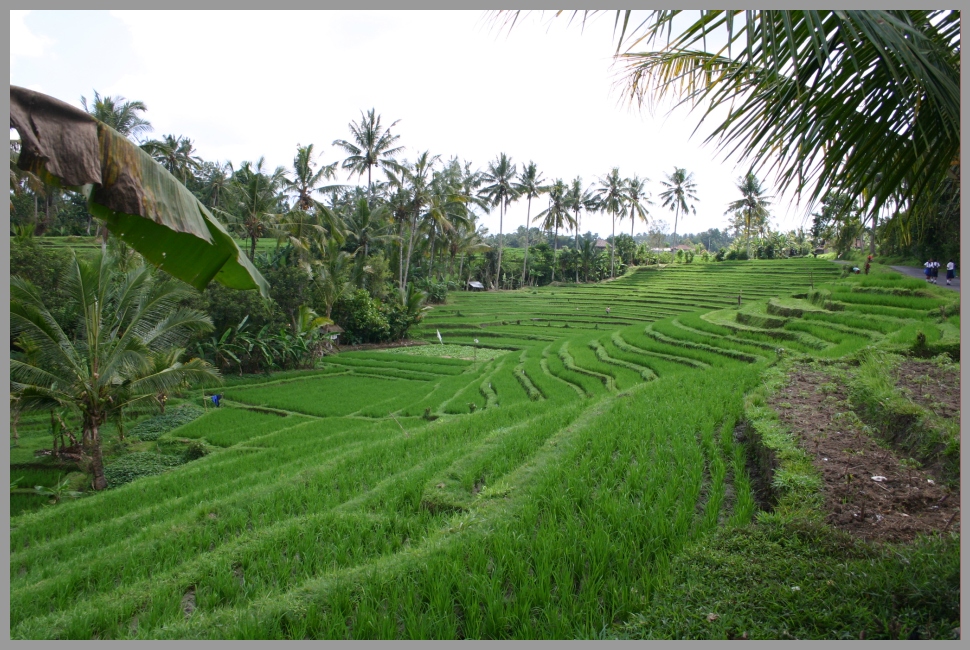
[[467, 281, 485, 289], [594, 238, 611, 249], [671, 244, 693, 251]]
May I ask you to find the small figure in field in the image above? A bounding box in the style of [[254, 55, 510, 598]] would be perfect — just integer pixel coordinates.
[[946, 259, 955, 285], [211, 394, 222, 408], [864, 254, 872, 275], [606, 307, 611, 316]]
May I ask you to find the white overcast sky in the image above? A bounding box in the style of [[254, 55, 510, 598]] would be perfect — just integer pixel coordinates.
[[11, 9, 815, 239]]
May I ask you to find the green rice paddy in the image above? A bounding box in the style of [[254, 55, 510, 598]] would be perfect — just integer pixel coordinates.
[[10, 259, 960, 639]]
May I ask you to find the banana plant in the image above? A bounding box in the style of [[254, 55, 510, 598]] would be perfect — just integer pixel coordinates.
[[10, 86, 268, 297]]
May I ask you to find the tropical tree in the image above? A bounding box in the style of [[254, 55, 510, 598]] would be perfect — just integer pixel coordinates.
[[142, 134, 202, 184], [286, 143, 342, 212], [80, 90, 152, 140], [533, 179, 574, 283], [724, 172, 772, 258], [515, 161, 546, 285], [594, 168, 627, 278], [565, 177, 597, 283], [625, 175, 652, 237], [313, 238, 354, 319], [345, 197, 392, 261], [659, 167, 698, 238], [10, 252, 218, 490], [332, 108, 404, 201], [478, 153, 519, 289], [387, 151, 440, 291], [222, 157, 288, 261]]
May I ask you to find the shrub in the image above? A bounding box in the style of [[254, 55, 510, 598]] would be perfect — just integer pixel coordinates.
[[333, 289, 392, 344], [103, 452, 184, 488], [129, 404, 205, 441], [182, 441, 209, 462], [420, 280, 448, 304]]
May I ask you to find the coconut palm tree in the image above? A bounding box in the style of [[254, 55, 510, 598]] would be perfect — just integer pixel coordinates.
[[565, 177, 597, 283], [388, 151, 440, 291], [80, 90, 152, 140], [625, 174, 652, 237], [594, 168, 627, 278], [221, 157, 289, 261], [141, 134, 203, 185], [11, 252, 218, 490], [724, 172, 772, 259], [515, 161, 546, 285], [286, 143, 342, 212], [659, 167, 697, 237], [533, 179, 574, 283], [313, 238, 354, 319], [478, 153, 519, 289], [332, 108, 404, 202]]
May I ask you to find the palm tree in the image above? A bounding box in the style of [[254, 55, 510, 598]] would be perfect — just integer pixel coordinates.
[[515, 161, 546, 285], [625, 175, 652, 237], [565, 177, 597, 283], [533, 179, 574, 283], [80, 90, 153, 140], [221, 157, 288, 261], [345, 197, 392, 261], [286, 143, 342, 212], [313, 238, 354, 319], [594, 168, 627, 278], [197, 161, 233, 211], [332, 108, 404, 201], [141, 135, 202, 184], [11, 252, 218, 490], [724, 172, 772, 259], [659, 167, 697, 237], [388, 151, 440, 291], [478, 153, 519, 289]]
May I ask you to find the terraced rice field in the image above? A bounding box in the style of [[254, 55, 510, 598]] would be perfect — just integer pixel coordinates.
[[10, 259, 959, 639]]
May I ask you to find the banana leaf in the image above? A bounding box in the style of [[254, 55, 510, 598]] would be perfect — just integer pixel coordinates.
[[9, 86, 268, 297]]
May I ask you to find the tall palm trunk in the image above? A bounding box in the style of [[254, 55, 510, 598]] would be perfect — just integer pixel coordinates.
[[575, 215, 581, 283], [610, 210, 616, 278], [552, 224, 559, 282], [495, 201, 505, 290], [522, 195, 532, 285], [83, 416, 108, 490], [402, 209, 421, 291]]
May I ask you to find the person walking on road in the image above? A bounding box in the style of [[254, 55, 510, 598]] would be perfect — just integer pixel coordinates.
[[946, 259, 956, 285], [925, 258, 933, 282]]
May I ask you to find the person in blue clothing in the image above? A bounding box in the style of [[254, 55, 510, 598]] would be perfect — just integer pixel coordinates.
[[946, 259, 955, 285], [211, 394, 221, 407]]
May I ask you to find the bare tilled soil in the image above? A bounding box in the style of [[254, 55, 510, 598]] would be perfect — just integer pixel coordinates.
[[894, 360, 961, 421], [768, 366, 959, 544]]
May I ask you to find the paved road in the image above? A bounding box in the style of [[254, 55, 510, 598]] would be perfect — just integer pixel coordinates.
[[890, 265, 959, 292]]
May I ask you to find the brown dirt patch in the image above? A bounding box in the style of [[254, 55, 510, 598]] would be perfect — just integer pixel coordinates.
[[768, 366, 959, 544], [894, 360, 961, 421]]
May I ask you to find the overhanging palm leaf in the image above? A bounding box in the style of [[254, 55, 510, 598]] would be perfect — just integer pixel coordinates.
[[11, 86, 268, 297]]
